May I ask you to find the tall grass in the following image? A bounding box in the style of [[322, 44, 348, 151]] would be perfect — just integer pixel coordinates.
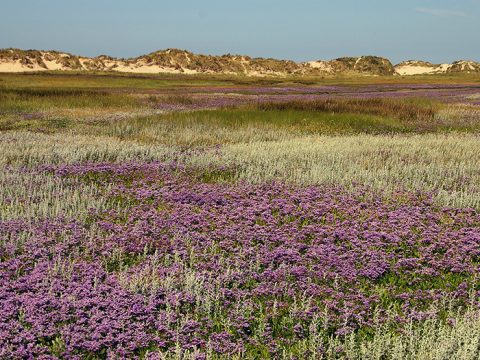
[[0, 132, 178, 166], [145, 299, 480, 359], [318, 308, 480, 360], [0, 88, 140, 113], [195, 133, 480, 208], [0, 72, 230, 90], [2, 131, 480, 209], [2, 72, 480, 91], [0, 169, 112, 220], [255, 97, 438, 126], [0, 132, 181, 220], [102, 110, 410, 146]]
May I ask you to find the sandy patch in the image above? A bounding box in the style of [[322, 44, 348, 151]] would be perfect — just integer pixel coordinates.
[[395, 64, 451, 76], [306, 61, 333, 72], [395, 66, 436, 75], [0, 60, 45, 72], [42, 59, 68, 71], [78, 58, 91, 70]]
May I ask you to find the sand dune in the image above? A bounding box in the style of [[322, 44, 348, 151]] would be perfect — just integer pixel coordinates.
[[0, 48, 479, 77]]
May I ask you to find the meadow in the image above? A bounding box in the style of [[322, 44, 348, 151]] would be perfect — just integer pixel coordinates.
[[1, 72, 480, 359]]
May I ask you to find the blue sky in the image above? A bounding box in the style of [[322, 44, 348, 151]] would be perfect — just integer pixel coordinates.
[[1, 0, 479, 64]]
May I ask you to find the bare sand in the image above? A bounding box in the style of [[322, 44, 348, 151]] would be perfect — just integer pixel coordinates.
[[0, 60, 44, 72], [395, 64, 451, 76]]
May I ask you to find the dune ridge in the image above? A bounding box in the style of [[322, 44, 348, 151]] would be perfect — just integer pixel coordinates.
[[1, 48, 479, 76]]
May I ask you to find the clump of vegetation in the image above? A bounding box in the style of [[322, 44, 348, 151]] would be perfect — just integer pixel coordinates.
[[332, 56, 396, 75], [0, 48, 47, 68], [448, 60, 480, 73], [255, 98, 437, 129]]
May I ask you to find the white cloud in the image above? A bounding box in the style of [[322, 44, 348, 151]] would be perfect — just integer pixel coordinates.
[[415, 7, 467, 17]]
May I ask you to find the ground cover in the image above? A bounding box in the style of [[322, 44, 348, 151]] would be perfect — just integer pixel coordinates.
[[1, 72, 480, 358]]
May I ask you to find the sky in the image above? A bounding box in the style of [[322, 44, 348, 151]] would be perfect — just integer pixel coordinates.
[[1, 0, 479, 64]]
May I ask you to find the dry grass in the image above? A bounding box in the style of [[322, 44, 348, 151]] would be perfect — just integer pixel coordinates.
[[2, 131, 480, 209], [195, 133, 480, 208], [0, 132, 178, 166]]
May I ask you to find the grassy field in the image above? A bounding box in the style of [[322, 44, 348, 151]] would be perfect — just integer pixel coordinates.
[[1, 72, 480, 359], [2, 71, 480, 88]]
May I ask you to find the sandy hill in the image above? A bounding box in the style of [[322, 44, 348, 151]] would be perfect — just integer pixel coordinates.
[[0, 48, 478, 77], [395, 60, 480, 76]]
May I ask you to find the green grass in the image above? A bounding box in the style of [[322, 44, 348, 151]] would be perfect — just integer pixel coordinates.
[[255, 97, 438, 125], [0, 88, 140, 112], [0, 72, 233, 90], [99, 109, 411, 146], [1, 72, 479, 137], [1, 71, 480, 92], [2, 90, 476, 142], [0, 116, 73, 132]]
